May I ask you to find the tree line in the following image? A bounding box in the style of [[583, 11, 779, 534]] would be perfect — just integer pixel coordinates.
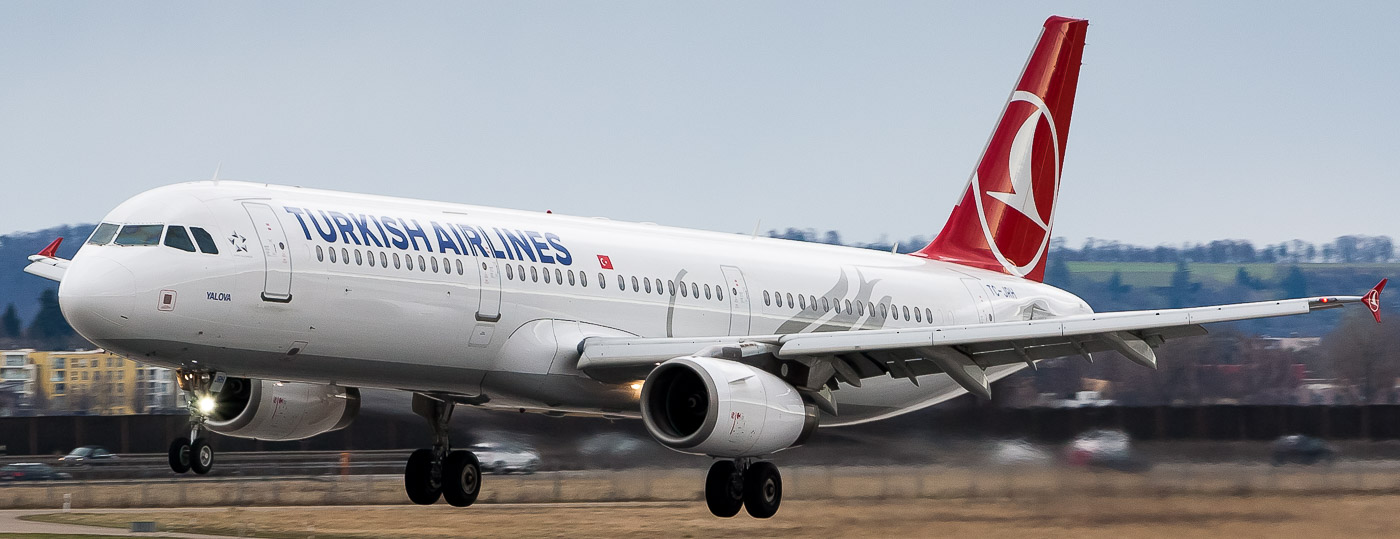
[[766, 228, 1396, 265]]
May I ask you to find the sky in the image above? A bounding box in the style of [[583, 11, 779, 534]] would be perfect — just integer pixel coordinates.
[[1, 2, 1397, 248]]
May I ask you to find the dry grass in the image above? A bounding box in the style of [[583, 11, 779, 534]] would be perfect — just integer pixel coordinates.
[[26, 493, 1400, 539]]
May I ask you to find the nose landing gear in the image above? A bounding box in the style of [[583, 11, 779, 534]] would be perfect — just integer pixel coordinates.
[[168, 369, 221, 475], [405, 394, 481, 507], [705, 459, 783, 518]]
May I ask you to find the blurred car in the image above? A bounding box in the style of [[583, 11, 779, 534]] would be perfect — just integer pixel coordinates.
[[988, 439, 1052, 466], [1271, 435, 1336, 466], [58, 445, 120, 466], [1064, 429, 1151, 472], [470, 442, 540, 474], [0, 463, 73, 481]]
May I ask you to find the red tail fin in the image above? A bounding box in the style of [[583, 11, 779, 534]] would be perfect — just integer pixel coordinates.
[[915, 16, 1088, 282]]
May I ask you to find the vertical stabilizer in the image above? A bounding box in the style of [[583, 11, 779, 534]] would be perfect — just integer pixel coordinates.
[[915, 16, 1088, 282]]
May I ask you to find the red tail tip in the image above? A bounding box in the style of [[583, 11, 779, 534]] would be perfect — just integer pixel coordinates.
[[1363, 279, 1387, 323], [37, 237, 63, 258]]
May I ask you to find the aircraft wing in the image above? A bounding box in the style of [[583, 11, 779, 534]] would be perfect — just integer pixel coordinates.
[[578, 281, 1386, 402], [23, 238, 68, 282]]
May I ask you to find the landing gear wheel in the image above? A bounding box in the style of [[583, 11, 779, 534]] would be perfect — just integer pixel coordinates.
[[442, 450, 482, 507], [189, 438, 214, 475], [405, 448, 443, 505], [705, 460, 744, 518], [742, 461, 782, 519], [168, 437, 192, 474]]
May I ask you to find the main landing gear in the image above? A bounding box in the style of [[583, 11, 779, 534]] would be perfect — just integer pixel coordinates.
[[705, 459, 783, 519], [404, 394, 481, 507], [169, 369, 221, 475]]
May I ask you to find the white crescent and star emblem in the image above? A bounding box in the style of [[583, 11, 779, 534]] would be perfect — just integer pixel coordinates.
[[972, 90, 1060, 277], [1365, 292, 1380, 312]]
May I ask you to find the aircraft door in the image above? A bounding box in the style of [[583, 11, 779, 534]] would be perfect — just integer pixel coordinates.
[[720, 265, 751, 336], [960, 278, 994, 323], [476, 259, 502, 322], [242, 202, 293, 302]]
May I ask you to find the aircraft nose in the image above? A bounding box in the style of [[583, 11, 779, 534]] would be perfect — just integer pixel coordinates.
[[59, 256, 136, 340]]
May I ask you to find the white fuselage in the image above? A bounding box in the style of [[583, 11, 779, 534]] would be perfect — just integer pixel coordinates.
[[59, 181, 1092, 426]]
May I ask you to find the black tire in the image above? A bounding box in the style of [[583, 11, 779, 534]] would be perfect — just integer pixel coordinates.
[[190, 438, 214, 475], [442, 450, 482, 507], [168, 437, 192, 474], [705, 460, 744, 518], [743, 461, 782, 519], [405, 448, 442, 505]]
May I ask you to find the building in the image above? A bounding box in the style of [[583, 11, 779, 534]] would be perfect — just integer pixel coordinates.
[[0, 349, 38, 415], [0, 349, 182, 415]]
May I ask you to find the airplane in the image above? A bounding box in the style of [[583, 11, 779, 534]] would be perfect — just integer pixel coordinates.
[[21, 15, 1385, 519]]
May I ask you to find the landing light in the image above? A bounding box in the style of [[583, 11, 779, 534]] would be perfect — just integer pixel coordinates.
[[198, 396, 216, 415], [630, 383, 642, 390]]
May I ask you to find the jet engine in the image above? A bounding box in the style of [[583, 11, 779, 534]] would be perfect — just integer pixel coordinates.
[[640, 356, 818, 457], [204, 377, 360, 441]]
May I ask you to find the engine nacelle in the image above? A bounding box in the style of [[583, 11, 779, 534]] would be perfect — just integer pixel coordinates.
[[205, 378, 360, 441], [640, 356, 818, 457]]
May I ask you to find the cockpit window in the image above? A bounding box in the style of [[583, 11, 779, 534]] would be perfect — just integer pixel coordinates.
[[87, 223, 119, 245], [163, 226, 197, 252], [189, 227, 219, 254], [113, 225, 164, 246]]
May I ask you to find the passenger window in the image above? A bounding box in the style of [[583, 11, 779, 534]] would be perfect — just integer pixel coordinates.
[[598, 273, 605, 289], [880, 303, 888, 318], [856, 301, 865, 316], [568, 270, 576, 286], [680, 281, 688, 297], [703, 284, 711, 300], [342, 248, 350, 264], [189, 227, 219, 254], [870, 303, 877, 317], [557, 269, 564, 285], [618, 275, 625, 290], [455, 260, 463, 275], [369, 251, 377, 267], [407, 255, 415, 270], [162, 226, 196, 252], [394, 253, 402, 269], [430, 257, 438, 273], [694, 283, 701, 299], [643, 278, 652, 293], [764, 291, 772, 306], [652, 278, 661, 295], [822, 297, 830, 312], [356, 250, 365, 266], [787, 293, 796, 309], [798, 294, 806, 310], [668, 280, 675, 296], [834, 299, 842, 314], [902, 306, 911, 320], [114, 224, 164, 246], [914, 307, 921, 323], [87, 223, 119, 245], [543, 267, 551, 283], [316, 245, 325, 262], [845, 299, 853, 314], [417, 255, 426, 271], [506, 264, 514, 280], [381, 252, 388, 268], [581, 272, 589, 287], [632, 276, 640, 292], [518, 265, 524, 280], [330, 247, 338, 263], [532, 266, 539, 282], [719, 286, 725, 301]]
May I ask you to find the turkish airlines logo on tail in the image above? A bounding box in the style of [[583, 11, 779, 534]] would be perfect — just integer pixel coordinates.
[[972, 90, 1061, 277]]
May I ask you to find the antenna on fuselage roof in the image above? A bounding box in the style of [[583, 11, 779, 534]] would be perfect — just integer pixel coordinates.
[[211, 162, 223, 182], [891, 242, 900, 254], [750, 219, 761, 239]]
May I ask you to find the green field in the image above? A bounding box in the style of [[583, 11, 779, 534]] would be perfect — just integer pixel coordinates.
[[1066, 262, 1400, 288]]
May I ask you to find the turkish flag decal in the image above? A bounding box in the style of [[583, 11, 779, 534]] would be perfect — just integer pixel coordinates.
[[597, 255, 614, 270]]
